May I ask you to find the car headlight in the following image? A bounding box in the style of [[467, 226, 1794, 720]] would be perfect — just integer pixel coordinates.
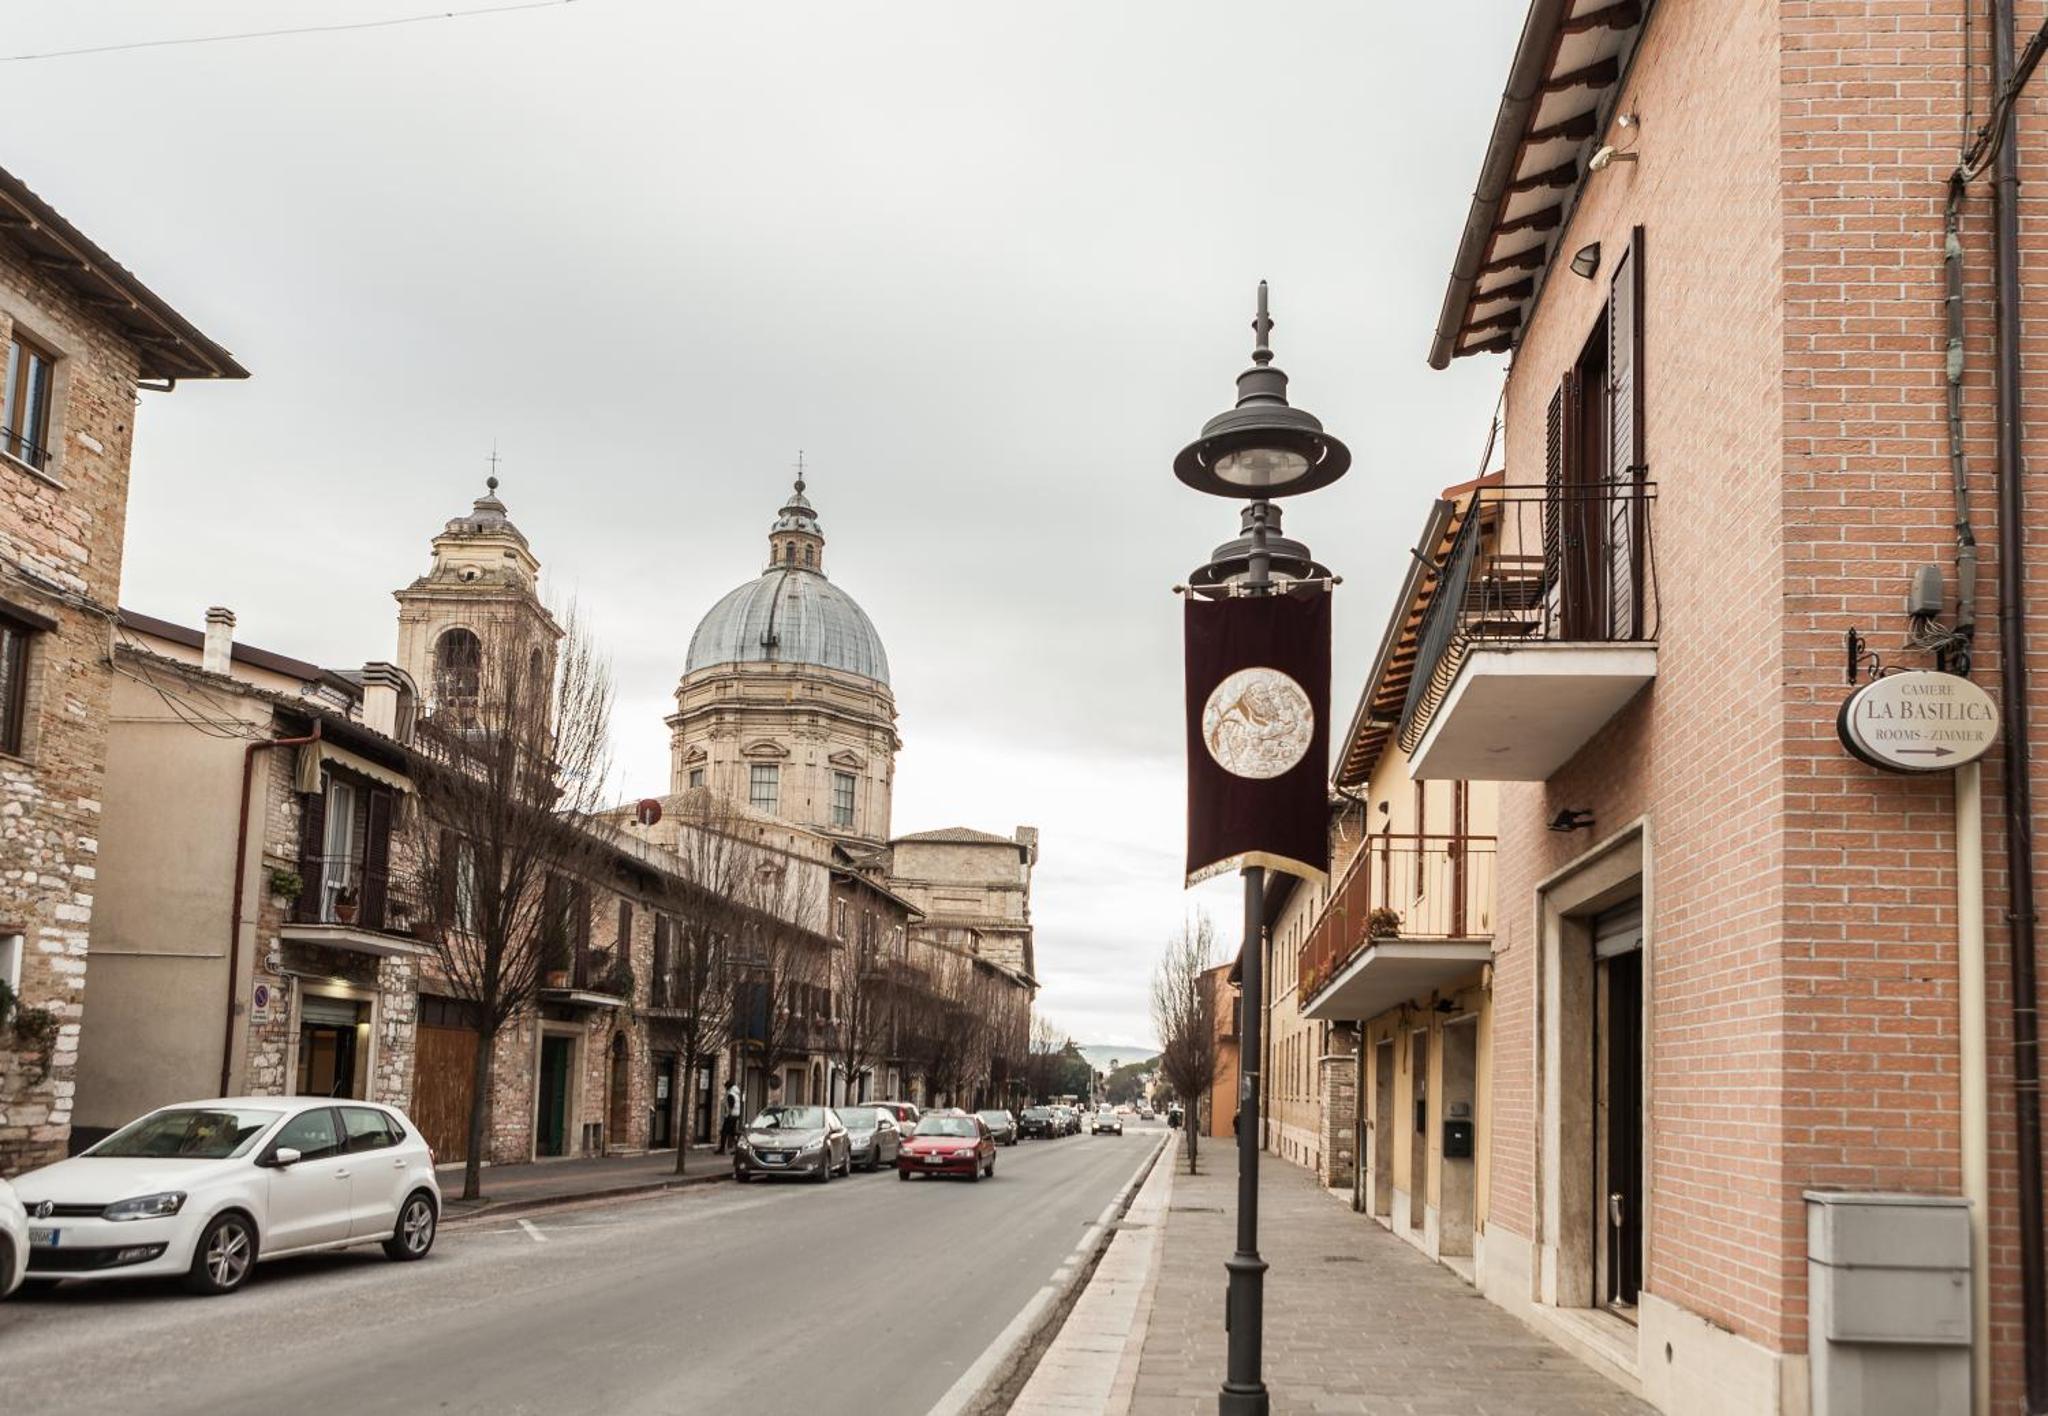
[[799, 1138, 824, 1155], [103, 1191, 186, 1222]]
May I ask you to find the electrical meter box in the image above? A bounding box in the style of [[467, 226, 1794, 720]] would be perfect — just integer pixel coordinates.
[[1442, 1119, 1474, 1159]]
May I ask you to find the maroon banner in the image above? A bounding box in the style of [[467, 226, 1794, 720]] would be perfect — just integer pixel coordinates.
[[1185, 589, 1331, 886]]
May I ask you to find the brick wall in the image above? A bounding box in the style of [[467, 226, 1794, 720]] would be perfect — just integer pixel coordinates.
[[0, 244, 144, 1173]]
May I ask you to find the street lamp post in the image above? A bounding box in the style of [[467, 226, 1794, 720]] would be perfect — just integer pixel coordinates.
[[1176, 283, 1349, 1416]]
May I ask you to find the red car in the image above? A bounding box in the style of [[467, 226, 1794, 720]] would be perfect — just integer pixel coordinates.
[[897, 1114, 996, 1182]]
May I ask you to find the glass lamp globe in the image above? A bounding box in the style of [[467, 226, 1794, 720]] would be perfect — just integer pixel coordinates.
[[1211, 444, 1312, 491]]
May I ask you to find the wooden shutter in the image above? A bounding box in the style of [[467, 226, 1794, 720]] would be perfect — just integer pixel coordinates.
[[616, 899, 633, 965], [653, 914, 672, 1007], [1543, 380, 1567, 613], [361, 788, 393, 930], [1606, 227, 1646, 640], [296, 781, 327, 924], [573, 882, 592, 984]]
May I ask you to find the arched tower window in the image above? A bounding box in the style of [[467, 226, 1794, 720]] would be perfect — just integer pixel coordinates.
[[434, 628, 482, 715]]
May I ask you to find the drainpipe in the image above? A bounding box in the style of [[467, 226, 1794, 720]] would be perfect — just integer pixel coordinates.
[[222, 723, 321, 1096], [1959, 760, 1991, 1416], [1989, 5, 2048, 1407]]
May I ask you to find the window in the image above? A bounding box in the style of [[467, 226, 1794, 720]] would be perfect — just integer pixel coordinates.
[[453, 837, 479, 933], [320, 776, 358, 921], [687, 767, 705, 790], [2, 332, 55, 473], [831, 771, 857, 829], [835, 899, 849, 940], [433, 628, 482, 715], [0, 932, 20, 1003], [341, 1106, 403, 1153], [270, 1107, 344, 1162], [616, 899, 633, 966], [0, 615, 32, 757], [749, 763, 779, 814]]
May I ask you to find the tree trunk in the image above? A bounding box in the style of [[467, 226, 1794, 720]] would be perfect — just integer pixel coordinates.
[[1187, 1121, 1199, 1175], [463, 1020, 496, 1201], [674, 1048, 696, 1177]]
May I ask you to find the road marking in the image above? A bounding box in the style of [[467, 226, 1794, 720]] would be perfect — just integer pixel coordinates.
[[517, 1219, 548, 1243]]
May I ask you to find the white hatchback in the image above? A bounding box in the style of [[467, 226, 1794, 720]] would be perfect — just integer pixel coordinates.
[[11, 1097, 439, 1296], [0, 1177, 27, 1298]]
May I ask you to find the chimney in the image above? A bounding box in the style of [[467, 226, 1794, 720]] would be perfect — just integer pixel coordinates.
[[360, 663, 409, 741], [202, 607, 235, 676]]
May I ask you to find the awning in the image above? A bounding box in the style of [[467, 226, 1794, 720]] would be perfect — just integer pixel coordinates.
[[296, 741, 412, 796], [1300, 940, 1491, 1022]]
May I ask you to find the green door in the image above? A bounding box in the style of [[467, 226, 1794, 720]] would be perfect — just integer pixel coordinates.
[[538, 1036, 572, 1157]]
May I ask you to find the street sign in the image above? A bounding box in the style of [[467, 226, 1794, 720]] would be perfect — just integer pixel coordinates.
[[1837, 670, 1999, 773]]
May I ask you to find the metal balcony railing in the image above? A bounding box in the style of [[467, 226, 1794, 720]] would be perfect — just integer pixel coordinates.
[[1297, 833, 1496, 1002], [294, 852, 391, 932], [1398, 480, 1657, 755]]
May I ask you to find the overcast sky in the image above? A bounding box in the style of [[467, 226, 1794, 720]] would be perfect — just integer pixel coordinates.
[[11, 1, 1520, 1050]]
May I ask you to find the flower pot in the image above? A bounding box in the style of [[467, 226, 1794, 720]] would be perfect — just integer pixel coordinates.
[[546, 970, 571, 990], [333, 902, 358, 924]]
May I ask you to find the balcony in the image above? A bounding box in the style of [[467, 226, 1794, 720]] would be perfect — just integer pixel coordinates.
[[1400, 481, 1657, 782], [1297, 833, 1494, 1022], [540, 947, 632, 1010], [281, 852, 426, 958]]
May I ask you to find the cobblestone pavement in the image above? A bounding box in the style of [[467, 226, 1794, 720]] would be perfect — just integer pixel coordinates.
[[1128, 1149, 1654, 1415]]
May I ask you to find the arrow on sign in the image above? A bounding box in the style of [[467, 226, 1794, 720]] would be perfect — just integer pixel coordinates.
[[1895, 747, 1955, 758]]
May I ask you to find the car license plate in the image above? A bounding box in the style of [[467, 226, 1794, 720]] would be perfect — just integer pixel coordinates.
[[926, 1155, 944, 1164], [28, 1227, 57, 1246], [764, 1153, 786, 1163]]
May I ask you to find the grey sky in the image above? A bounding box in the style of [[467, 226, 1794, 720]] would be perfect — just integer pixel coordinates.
[[11, 1, 1522, 1050]]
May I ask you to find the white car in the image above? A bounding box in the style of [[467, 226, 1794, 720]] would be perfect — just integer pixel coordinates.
[[12, 1097, 439, 1296], [0, 1177, 26, 1298]]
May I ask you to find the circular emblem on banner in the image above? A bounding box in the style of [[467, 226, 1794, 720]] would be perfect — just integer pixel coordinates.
[[1203, 667, 1314, 779], [1838, 669, 1999, 773]]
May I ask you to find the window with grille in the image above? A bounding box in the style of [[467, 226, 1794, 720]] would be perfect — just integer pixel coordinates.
[[749, 764, 779, 814], [2, 332, 55, 473], [831, 771, 856, 828]]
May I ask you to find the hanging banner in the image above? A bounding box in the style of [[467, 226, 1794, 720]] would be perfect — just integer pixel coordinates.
[[1185, 588, 1331, 887]]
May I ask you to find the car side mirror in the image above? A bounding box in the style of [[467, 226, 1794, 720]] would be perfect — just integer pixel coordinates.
[[270, 1147, 303, 1168]]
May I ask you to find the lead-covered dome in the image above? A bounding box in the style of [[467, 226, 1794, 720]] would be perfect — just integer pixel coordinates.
[[685, 569, 890, 684], [682, 475, 891, 686]]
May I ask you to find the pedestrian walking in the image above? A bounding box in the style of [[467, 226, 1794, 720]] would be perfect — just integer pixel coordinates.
[[717, 1080, 741, 1153]]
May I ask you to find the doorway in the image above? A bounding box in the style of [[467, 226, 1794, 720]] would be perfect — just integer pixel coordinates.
[[607, 1033, 631, 1152], [695, 1057, 716, 1143], [296, 994, 366, 1098], [1372, 1038, 1395, 1219], [651, 1054, 677, 1149], [1595, 902, 1645, 1315], [1439, 1015, 1479, 1257], [537, 1035, 574, 1158], [1407, 1030, 1428, 1233]]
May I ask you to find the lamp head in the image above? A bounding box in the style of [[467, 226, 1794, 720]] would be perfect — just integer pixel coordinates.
[[1174, 282, 1351, 500]]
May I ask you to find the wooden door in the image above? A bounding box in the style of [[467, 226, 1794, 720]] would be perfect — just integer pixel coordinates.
[[413, 1023, 478, 1164]]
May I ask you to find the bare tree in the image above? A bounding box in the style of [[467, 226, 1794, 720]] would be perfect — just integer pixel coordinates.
[[1152, 911, 1221, 1174], [404, 606, 614, 1200], [1021, 1011, 1065, 1104], [822, 898, 893, 1109], [729, 847, 829, 1110], [641, 798, 765, 1175]]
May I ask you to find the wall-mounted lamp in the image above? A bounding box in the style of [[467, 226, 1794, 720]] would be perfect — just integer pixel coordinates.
[[1569, 243, 1602, 280], [1548, 808, 1596, 833], [1432, 998, 1458, 1015], [1588, 145, 1638, 173], [1377, 801, 1390, 816]]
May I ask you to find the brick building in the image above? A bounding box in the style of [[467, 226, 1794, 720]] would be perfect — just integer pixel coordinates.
[[0, 164, 245, 1174], [1198, 960, 1239, 1142]]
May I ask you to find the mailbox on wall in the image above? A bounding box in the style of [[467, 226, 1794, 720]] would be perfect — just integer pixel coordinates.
[[1442, 1118, 1475, 1160]]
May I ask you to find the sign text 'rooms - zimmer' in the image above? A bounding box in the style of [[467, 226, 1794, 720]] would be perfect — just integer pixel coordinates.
[[1837, 669, 1999, 774]]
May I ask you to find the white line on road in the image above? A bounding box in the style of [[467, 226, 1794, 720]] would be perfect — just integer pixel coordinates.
[[517, 1219, 547, 1243]]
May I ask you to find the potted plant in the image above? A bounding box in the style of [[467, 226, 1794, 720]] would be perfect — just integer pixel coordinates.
[[545, 967, 571, 990], [1367, 907, 1403, 939], [267, 867, 303, 903], [333, 885, 360, 924]]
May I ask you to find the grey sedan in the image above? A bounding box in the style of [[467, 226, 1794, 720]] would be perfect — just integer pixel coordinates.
[[976, 1109, 1019, 1145], [840, 1106, 904, 1172], [734, 1106, 851, 1183]]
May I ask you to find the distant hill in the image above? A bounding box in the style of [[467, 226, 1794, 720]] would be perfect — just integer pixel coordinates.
[[1076, 1044, 1158, 1074]]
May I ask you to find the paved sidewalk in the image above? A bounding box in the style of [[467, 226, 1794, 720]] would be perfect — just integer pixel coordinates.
[[1125, 1148, 1652, 1415], [437, 1146, 729, 1217]]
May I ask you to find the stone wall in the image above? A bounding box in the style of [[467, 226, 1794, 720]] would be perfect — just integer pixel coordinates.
[[0, 238, 146, 1174]]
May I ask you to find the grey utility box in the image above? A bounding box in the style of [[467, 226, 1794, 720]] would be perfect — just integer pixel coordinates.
[[1805, 1191, 1972, 1416]]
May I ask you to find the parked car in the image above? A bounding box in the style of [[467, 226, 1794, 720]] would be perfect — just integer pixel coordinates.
[[871, 1100, 922, 1134], [1018, 1106, 1058, 1139], [897, 1114, 996, 1182], [734, 1105, 851, 1183], [976, 1109, 1018, 1146], [11, 1098, 438, 1297], [839, 1106, 903, 1172], [0, 1177, 26, 1300], [1092, 1112, 1124, 1136]]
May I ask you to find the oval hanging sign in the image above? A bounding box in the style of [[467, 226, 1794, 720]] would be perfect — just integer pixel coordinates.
[[1837, 670, 1999, 773]]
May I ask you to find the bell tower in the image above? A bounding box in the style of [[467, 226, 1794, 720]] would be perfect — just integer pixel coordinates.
[[395, 477, 561, 720]]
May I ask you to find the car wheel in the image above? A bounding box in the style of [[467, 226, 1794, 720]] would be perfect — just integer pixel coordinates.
[[17, 1278, 61, 1298], [898, 1168, 909, 1182], [184, 1211, 258, 1296], [384, 1190, 438, 1262], [986, 1155, 996, 1178], [815, 1156, 832, 1184], [966, 1160, 981, 1184]]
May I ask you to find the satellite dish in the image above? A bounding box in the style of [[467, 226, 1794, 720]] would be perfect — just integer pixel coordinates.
[[635, 798, 663, 827]]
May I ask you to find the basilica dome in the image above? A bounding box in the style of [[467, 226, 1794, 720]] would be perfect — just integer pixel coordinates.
[[682, 479, 891, 686]]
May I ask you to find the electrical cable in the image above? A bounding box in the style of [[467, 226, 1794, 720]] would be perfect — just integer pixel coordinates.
[[0, 0, 579, 64]]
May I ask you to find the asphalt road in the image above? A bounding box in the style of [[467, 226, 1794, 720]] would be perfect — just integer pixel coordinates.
[[0, 1118, 1166, 1416]]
